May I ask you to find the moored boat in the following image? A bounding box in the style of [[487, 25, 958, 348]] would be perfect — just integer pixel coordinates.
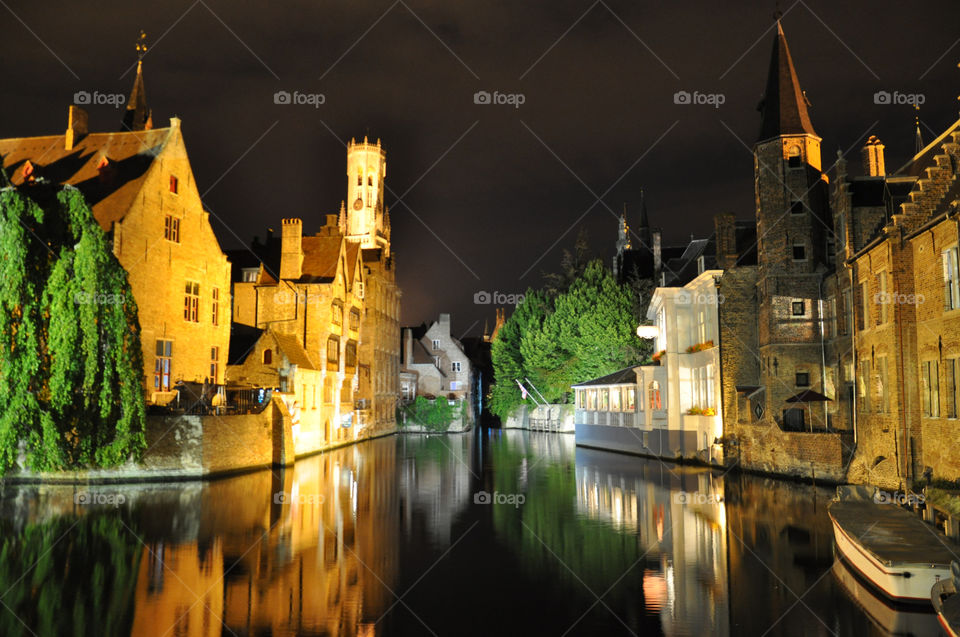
[[832, 558, 939, 636], [932, 562, 960, 637], [828, 485, 955, 603]]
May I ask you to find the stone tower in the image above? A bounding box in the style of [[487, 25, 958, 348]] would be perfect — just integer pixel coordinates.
[[345, 136, 389, 253], [754, 20, 832, 426]]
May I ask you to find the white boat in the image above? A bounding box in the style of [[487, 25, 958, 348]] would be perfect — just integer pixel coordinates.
[[828, 485, 955, 603], [932, 563, 960, 637], [832, 557, 939, 635]]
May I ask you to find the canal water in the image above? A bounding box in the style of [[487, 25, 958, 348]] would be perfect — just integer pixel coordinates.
[[0, 430, 940, 636]]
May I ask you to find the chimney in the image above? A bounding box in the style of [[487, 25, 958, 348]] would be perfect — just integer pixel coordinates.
[[65, 105, 88, 151], [403, 328, 416, 367], [861, 135, 885, 177], [438, 313, 451, 337], [280, 218, 303, 280], [713, 212, 738, 269], [652, 230, 662, 273]]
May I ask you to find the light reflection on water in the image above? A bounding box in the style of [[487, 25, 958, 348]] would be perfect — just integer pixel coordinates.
[[0, 429, 938, 636]]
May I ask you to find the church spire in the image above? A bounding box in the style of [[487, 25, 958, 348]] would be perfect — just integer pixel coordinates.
[[914, 105, 925, 155], [756, 20, 817, 143], [122, 31, 152, 132]]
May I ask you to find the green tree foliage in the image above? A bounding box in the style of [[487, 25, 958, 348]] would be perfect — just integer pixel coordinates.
[[489, 258, 642, 415], [541, 228, 590, 298], [0, 513, 142, 637], [399, 396, 458, 431], [0, 184, 146, 473], [488, 289, 549, 418]]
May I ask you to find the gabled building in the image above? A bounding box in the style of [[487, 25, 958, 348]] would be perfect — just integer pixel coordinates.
[[0, 61, 232, 404], [400, 314, 475, 425]]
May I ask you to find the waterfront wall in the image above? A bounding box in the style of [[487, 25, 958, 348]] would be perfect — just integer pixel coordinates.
[[732, 421, 846, 483], [3, 396, 393, 484], [503, 404, 575, 432]]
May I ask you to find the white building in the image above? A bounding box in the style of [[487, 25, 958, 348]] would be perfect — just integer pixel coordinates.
[[573, 269, 724, 463]]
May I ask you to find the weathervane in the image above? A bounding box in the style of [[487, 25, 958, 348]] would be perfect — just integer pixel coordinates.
[[135, 30, 148, 61]]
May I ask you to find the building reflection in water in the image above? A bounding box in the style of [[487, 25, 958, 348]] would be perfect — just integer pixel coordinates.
[[575, 448, 729, 637], [127, 436, 400, 637]]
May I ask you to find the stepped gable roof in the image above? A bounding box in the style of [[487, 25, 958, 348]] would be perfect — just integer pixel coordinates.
[[895, 117, 960, 178], [757, 21, 817, 143], [0, 127, 171, 231], [573, 366, 639, 387]]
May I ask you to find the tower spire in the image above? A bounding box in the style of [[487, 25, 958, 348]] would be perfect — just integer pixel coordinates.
[[756, 19, 817, 143], [914, 104, 925, 155], [122, 31, 152, 132]]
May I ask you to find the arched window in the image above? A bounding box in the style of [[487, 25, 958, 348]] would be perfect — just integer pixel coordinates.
[[367, 176, 373, 186], [263, 349, 272, 365], [649, 380, 661, 411]]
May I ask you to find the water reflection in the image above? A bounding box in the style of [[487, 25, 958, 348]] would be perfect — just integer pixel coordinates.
[[0, 430, 939, 636]]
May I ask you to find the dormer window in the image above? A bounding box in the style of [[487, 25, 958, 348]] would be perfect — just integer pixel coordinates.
[[241, 268, 258, 283], [169, 175, 179, 194]]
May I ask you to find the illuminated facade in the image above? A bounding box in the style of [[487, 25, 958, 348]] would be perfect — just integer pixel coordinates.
[[0, 63, 232, 404]]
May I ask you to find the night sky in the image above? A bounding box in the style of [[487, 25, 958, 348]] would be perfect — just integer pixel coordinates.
[[2, 0, 958, 337]]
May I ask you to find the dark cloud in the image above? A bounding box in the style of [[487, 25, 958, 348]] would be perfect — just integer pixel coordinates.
[[1, 0, 957, 336]]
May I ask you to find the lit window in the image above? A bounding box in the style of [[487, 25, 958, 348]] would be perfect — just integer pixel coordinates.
[[211, 288, 219, 326], [327, 337, 340, 368], [183, 281, 199, 322], [625, 387, 636, 412], [164, 215, 180, 243], [169, 175, 178, 194], [154, 340, 172, 391], [943, 247, 960, 311], [331, 303, 343, 326], [649, 381, 661, 410], [210, 346, 219, 381]]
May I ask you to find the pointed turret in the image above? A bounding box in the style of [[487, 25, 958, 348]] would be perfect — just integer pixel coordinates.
[[122, 51, 152, 131], [636, 189, 652, 248], [756, 21, 817, 143]]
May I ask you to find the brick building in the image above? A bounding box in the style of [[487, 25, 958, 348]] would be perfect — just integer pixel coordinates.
[[717, 19, 960, 486], [228, 138, 400, 450], [0, 62, 232, 404]]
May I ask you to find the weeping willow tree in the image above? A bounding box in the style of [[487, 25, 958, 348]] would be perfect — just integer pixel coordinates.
[[0, 183, 146, 473]]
